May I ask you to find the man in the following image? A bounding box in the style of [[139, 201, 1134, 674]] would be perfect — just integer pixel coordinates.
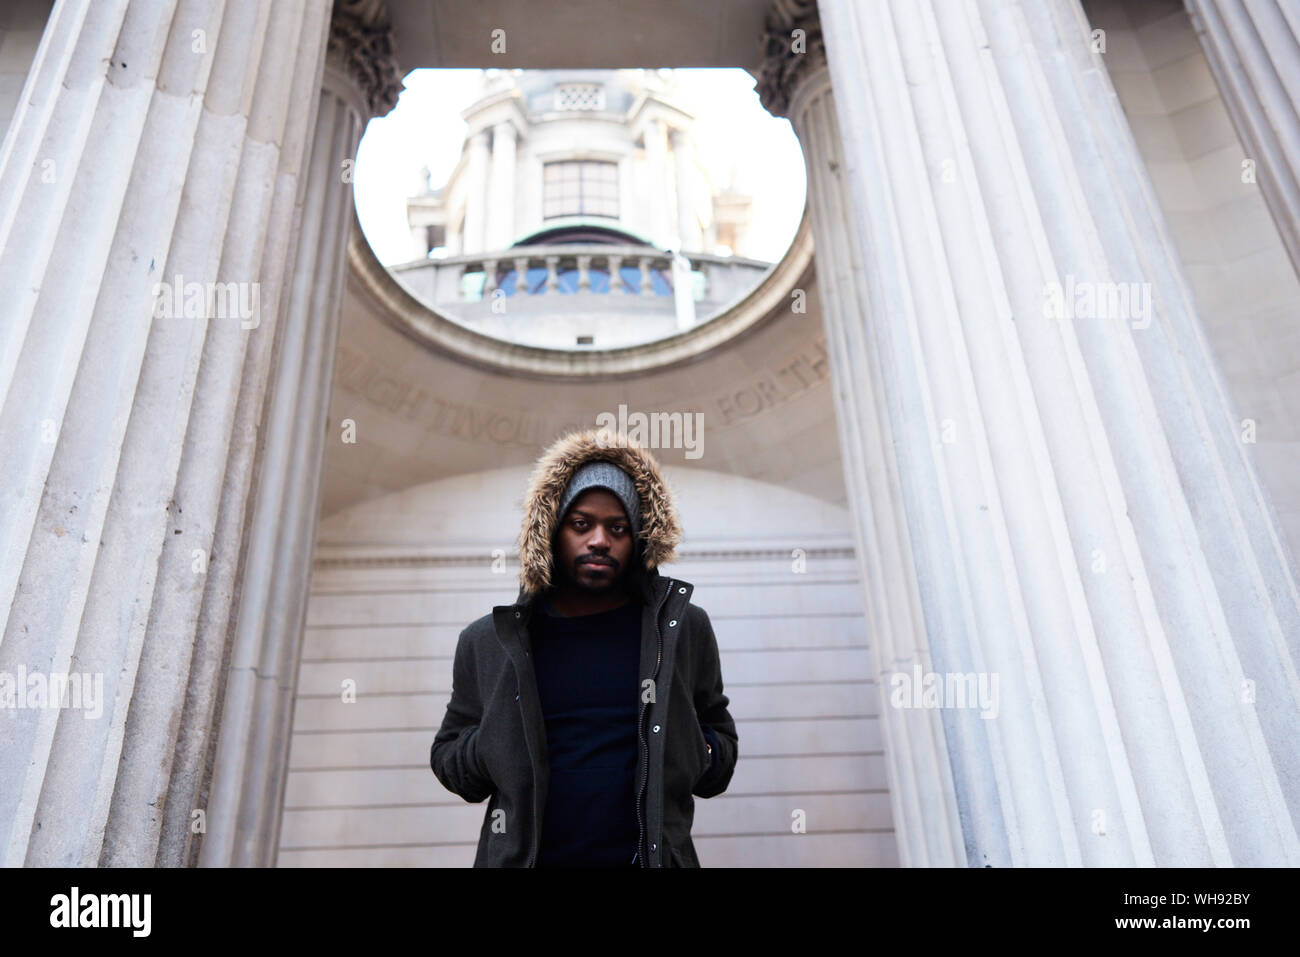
[[430, 427, 738, 867]]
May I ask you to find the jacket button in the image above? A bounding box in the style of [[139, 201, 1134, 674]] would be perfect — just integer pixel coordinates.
[[678, 586, 686, 594], [668, 619, 677, 627], [653, 724, 660, 732], [650, 843, 657, 851], [514, 611, 521, 618]]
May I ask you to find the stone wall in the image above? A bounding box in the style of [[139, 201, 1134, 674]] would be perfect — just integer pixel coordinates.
[[278, 465, 896, 866]]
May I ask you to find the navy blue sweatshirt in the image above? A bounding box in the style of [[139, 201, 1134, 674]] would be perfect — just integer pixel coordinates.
[[530, 593, 643, 867], [529, 591, 721, 867]]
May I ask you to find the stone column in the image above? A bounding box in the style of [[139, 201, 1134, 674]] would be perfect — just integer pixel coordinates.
[[0, 0, 334, 867], [759, 0, 1300, 866], [671, 251, 696, 330], [1187, 0, 1300, 278], [190, 0, 401, 868], [757, 1, 964, 869], [486, 119, 517, 250], [642, 116, 671, 248], [410, 223, 430, 258], [670, 127, 700, 251], [462, 129, 490, 254]]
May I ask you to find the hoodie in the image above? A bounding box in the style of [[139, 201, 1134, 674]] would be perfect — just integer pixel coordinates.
[[430, 427, 739, 866]]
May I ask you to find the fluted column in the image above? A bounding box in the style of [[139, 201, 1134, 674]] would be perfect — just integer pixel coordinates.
[[757, 2, 965, 868], [191, 0, 401, 868], [1187, 0, 1300, 278], [463, 129, 490, 254], [760, 0, 1300, 866], [0, 0, 334, 867], [642, 116, 671, 248], [670, 128, 700, 252], [486, 120, 517, 250]]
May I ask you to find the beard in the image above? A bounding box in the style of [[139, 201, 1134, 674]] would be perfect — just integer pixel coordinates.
[[561, 554, 627, 594], [554, 538, 640, 597]]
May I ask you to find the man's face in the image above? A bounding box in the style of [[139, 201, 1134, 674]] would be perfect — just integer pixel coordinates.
[[553, 488, 635, 594]]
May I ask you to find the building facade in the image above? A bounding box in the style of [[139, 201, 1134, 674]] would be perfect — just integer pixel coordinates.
[[406, 69, 754, 260], [1, 0, 1299, 868], [395, 69, 768, 350]]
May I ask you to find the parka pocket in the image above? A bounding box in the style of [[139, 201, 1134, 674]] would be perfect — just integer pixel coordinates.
[[467, 724, 494, 791], [690, 721, 711, 787]]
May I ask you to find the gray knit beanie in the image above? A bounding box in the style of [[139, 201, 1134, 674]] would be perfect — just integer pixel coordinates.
[[557, 461, 642, 541]]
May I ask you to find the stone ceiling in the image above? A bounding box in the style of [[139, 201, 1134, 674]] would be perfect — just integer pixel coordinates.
[[387, 0, 776, 72]]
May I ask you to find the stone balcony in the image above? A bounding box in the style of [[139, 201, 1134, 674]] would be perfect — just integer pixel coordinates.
[[387, 243, 772, 349]]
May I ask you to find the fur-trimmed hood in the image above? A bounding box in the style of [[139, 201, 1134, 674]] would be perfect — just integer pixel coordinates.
[[517, 428, 683, 599]]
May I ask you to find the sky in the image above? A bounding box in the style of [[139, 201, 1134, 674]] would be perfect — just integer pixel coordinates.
[[352, 68, 808, 267]]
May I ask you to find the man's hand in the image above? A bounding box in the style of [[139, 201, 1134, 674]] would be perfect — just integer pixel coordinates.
[[431, 629, 494, 803]]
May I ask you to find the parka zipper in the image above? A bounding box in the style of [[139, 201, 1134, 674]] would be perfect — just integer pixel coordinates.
[[524, 685, 536, 868], [518, 677, 535, 868], [511, 607, 540, 869], [635, 579, 672, 868]]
